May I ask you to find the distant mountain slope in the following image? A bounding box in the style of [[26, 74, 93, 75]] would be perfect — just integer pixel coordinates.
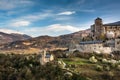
[[0, 29, 91, 50], [0, 32, 31, 45]]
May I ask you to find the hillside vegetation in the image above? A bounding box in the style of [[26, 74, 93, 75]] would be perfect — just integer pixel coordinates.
[[0, 53, 86, 80]]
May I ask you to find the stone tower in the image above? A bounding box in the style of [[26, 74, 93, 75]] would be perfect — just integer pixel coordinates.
[[95, 17, 103, 36], [94, 17, 105, 39], [95, 17, 102, 26]]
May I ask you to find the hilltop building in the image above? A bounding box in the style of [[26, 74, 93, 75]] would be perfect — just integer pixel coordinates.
[[69, 18, 120, 54], [91, 17, 120, 40]]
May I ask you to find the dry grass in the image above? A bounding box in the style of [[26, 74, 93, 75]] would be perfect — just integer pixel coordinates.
[[0, 48, 40, 54]]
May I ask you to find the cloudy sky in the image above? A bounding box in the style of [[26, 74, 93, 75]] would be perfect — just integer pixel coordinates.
[[0, 0, 120, 37]]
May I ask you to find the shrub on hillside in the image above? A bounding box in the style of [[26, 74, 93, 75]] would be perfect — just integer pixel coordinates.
[[89, 56, 98, 63], [102, 58, 108, 63], [95, 65, 103, 71], [117, 65, 120, 70], [104, 65, 110, 71]]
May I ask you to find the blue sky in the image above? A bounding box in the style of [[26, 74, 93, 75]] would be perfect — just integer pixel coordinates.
[[0, 0, 120, 37]]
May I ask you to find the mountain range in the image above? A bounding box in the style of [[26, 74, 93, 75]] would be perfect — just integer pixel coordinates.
[[0, 32, 31, 45], [0, 29, 91, 50], [1, 21, 120, 51]]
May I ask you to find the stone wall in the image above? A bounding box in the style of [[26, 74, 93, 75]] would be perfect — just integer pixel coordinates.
[[76, 43, 112, 54]]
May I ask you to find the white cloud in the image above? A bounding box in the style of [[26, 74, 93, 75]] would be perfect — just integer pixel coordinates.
[[47, 24, 80, 32], [9, 11, 53, 24], [4, 11, 54, 28], [7, 10, 74, 28], [0, 29, 23, 34], [57, 11, 75, 15], [0, 0, 33, 10], [10, 20, 30, 27], [23, 24, 81, 37], [22, 13, 52, 21]]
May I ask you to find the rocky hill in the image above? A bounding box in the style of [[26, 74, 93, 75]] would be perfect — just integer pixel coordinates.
[[0, 29, 91, 50], [0, 32, 31, 45]]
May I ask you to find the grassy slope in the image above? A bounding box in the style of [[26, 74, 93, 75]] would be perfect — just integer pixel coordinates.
[[61, 57, 120, 80]]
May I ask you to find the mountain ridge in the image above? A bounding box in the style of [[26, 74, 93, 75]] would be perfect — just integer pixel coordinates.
[[0, 32, 31, 45], [0, 29, 91, 50]]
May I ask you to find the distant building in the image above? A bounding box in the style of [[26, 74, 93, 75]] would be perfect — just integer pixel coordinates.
[[114, 39, 120, 51], [91, 17, 120, 39], [69, 18, 120, 54], [39, 50, 54, 65], [72, 38, 120, 54]]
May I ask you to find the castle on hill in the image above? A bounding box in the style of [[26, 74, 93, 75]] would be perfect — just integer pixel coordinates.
[[91, 17, 120, 40], [69, 18, 120, 54]]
